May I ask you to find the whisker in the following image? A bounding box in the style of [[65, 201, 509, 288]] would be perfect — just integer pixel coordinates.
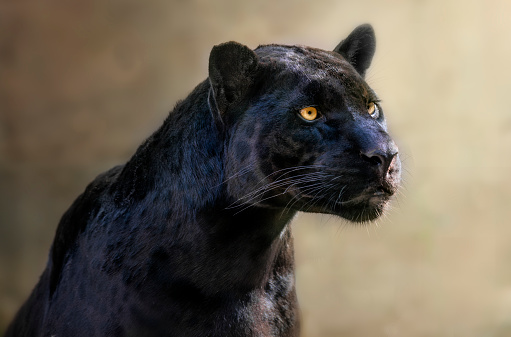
[[323, 176, 345, 211], [301, 183, 338, 212], [228, 172, 335, 215], [231, 183, 322, 216], [242, 171, 329, 200], [226, 170, 333, 207], [283, 182, 333, 213], [226, 172, 330, 209], [221, 163, 326, 192], [222, 162, 257, 183], [281, 174, 345, 215], [245, 164, 327, 190]]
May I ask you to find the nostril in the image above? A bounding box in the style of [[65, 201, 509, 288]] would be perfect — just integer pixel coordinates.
[[360, 151, 384, 167], [360, 149, 399, 179]]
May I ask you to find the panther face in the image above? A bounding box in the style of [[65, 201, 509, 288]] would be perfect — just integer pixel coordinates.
[[209, 25, 401, 222]]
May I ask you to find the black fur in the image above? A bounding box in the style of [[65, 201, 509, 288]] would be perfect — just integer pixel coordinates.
[[6, 24, 400, 337], [334, 24, 376, 78]]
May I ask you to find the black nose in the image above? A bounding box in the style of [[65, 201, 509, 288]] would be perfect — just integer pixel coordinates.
[[360, 146, 398, 177]]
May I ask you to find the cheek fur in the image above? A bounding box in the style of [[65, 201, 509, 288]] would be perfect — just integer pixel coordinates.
[[233, 139, 252, 163], [263, 128, 324, 171]]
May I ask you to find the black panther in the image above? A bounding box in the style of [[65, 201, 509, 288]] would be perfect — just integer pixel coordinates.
[[6, 24, 400, 336]]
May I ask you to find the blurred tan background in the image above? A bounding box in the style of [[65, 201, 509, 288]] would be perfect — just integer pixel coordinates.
[[1, 0, 511, 336]]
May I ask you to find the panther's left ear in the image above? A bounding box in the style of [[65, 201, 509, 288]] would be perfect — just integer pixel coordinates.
[[334, 24, 376, 78], [209, 41, 259, 115]]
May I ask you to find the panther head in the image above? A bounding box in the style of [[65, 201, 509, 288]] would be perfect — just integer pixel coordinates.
[[208, 25, 401, 223]]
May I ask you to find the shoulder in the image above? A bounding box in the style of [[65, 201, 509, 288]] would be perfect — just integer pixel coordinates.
[[49, 165, 124, 294]]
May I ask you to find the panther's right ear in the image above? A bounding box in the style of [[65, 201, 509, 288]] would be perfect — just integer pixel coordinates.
[[208, 42, 259, 115]]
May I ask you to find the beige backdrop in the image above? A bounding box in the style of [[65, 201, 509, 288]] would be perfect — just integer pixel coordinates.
[[2, 0, 511, 336]]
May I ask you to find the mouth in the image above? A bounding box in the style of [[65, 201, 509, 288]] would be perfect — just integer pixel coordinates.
[[326, 186, 395, 222], [287, 169, 400, 222], [339, 185, 393, 205]]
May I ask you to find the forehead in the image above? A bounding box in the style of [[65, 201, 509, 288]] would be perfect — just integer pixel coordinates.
[[254, 45, 370, 99], [255, 45, 356, 80]]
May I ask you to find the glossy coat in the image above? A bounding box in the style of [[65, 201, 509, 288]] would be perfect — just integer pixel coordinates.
[[6, 24, 400, 337]]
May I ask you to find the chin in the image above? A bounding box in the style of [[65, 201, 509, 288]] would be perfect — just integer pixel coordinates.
[[340, 196, 392, 223], [338, 206, 385, 223], [324, 191, 392, 223]]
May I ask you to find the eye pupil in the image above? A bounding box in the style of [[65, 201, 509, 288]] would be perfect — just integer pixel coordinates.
[[299, 107, 318, 121]]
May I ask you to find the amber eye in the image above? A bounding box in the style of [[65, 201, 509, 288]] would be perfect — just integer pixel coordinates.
[[299, 107, 318, 121], [367, 102, 379, 118]]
